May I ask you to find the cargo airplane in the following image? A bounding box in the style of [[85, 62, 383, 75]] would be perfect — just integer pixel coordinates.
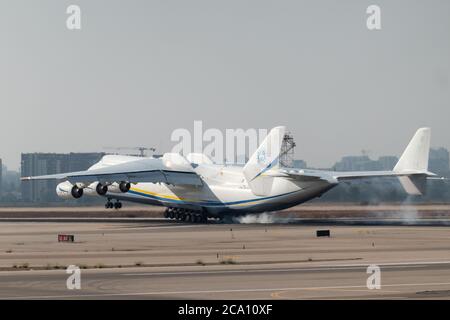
[[22, 127, 437, 223]]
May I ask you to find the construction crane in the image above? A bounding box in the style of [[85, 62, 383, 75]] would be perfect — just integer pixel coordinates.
[[103, 146, 156, 157], [361, 149, 371, 157], [279, 132, 296, 168]]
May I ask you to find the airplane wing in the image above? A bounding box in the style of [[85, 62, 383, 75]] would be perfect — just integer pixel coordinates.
[[21, 153, 203, 186]]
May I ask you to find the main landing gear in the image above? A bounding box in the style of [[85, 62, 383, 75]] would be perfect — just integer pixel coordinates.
[[105, 199, 122, 209], [164, 207, 207, 223]]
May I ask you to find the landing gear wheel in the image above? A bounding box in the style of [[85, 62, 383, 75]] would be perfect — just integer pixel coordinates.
[[185, 214, 192, 222], [105, 200, 114, 209], [114, 201, 122, 209]]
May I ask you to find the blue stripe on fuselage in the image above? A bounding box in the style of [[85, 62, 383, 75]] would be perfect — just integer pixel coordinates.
[[127, 189, 299, 207]]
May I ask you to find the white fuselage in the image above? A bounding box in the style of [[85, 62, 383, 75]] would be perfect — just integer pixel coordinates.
[[95, 157, 335, 217]]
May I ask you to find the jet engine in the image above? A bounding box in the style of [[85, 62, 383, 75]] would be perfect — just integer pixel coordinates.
[[83, 182, 108, 196], [56, 181, 84, 199], [95, 182, 108, 195], [119, 181, 131, 192], [108, 181, 131, 193]]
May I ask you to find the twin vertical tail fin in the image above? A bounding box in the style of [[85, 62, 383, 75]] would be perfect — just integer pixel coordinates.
[[243, 126, 286, 196], [393, 127, 433, 195], [394, 127, 431, 174]]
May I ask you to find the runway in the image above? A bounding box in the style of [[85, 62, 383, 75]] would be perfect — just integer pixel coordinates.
[[1, 217, 450, 226], [2, 262, 450, 299], [0, 219, 450, 299]]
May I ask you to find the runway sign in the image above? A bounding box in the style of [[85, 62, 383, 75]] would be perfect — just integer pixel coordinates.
[[58, 234, 74, 242], [316, 230, 331, 237]]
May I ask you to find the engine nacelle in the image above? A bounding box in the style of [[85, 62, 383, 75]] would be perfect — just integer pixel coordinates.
[[108, 181, 131, 193], [96, 183, 109, 195], [56, 181, 84, 199], [83, 182, 108, 196], [119, 181, 131, 193]]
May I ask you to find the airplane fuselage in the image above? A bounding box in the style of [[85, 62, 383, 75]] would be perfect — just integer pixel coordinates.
[[105, 163, 336, 217]]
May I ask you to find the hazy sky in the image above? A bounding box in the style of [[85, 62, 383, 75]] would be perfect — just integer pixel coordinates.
[[1, 0, 449, 170]]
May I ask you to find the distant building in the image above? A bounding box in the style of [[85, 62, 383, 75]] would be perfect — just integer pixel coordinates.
[[0, 166, 21, 202], [429, 148, 450, 175], [377, 156, 398, 170], [21, 153, 105, 203], [292, 159, 307, 169], [333, 155, 402, 172], [0, 158, 2, 198], [333, 155, 381, 171], [333, 148, 449, 174]]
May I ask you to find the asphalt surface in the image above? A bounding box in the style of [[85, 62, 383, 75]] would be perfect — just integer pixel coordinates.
[[0, 216, 450, 226], [1, 261, 450, 299], [1, 218, 450, 299]]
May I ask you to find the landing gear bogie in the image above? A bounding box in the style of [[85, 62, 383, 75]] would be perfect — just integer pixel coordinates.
[[164, 207, 208, 224], [105, 199, 122, 210]]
